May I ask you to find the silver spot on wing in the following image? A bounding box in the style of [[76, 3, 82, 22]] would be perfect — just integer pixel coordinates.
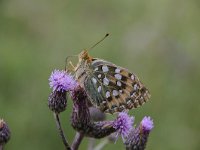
[[113, 90, 119, 96], [92, 77, 97, 84], [103, 77, 109, 85], [102, 65, 109, 73], [98, 86, 102, 93], [98, 74, 102, 78], [106, 91, 111, 98], [117, 81, 122, 86], [115, 68, 121, 73], [131, 74, 135, 80], [114, 74, 122, 80]]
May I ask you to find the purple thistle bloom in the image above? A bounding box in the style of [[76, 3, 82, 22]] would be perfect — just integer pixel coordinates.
[[113, 112, 134, 141], [124, 116, 154, 150], [49, 70, 78, 92], [141, 116, 154, 133]]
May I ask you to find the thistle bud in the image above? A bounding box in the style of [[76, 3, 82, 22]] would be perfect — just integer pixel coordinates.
[[48, 91, 67, 113], [0, 119, 11, 145]]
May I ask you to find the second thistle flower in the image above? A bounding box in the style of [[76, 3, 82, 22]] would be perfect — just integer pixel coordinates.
[[113, 112, 134, 141], [48, 70, 78, 113], [125, 116, 154, 150], [49, 70, 77, 92]]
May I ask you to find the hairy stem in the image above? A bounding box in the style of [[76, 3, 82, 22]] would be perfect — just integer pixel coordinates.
[[54, 113, 71, 150], [88, 138, 95, 150], [0, 145, 3, 150], [71, 132, 84, 150], [93, 139, 109, 150]]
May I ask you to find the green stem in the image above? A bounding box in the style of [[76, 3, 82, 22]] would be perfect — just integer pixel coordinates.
[[0, 145, 3, 150], [88, 138, 95, 150], [93, 139, 109, 150], [71, 132, 84, 150], [54, 113, 71, 150]]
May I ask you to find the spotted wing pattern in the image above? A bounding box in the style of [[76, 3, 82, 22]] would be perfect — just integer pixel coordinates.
[[83, 58, 150, 114]]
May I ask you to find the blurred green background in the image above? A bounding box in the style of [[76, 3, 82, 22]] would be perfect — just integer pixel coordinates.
[[0, 0, 200, 149]]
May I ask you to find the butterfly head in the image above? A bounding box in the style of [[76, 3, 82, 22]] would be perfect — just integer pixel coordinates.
[[78, 34, 109, 63], [79, 50, 92, 62]]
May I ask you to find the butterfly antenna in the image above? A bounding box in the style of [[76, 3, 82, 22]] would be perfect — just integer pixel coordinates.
[[88, 33, 109, 51]]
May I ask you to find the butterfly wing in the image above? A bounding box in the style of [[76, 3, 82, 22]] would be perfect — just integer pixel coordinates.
[[83, 58, 150, 114]]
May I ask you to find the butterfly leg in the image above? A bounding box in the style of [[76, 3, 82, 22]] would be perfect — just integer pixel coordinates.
[[64, 60, 76, 72], [68, 61, 76, 71]]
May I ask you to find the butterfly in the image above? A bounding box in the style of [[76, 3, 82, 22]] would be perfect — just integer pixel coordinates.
[[71, 34, 150, 114]]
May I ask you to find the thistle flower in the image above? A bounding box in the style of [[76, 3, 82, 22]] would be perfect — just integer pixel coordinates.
[[113, 112, 134, 141], [125, 116, 154, 150], [48, 70, 78, 113], [141, 116, 154, 133], [0, 119, 11, 145], [49, 70, 77, 92]]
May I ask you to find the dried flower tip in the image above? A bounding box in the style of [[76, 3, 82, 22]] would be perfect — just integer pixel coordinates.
[[89, 107, 106, 122], [49, 70, 78, 92], [141, 116, 154, 133], [113, 112, 134, 141], [0, 119, 11, 145], [48, 90, 67, 113]]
